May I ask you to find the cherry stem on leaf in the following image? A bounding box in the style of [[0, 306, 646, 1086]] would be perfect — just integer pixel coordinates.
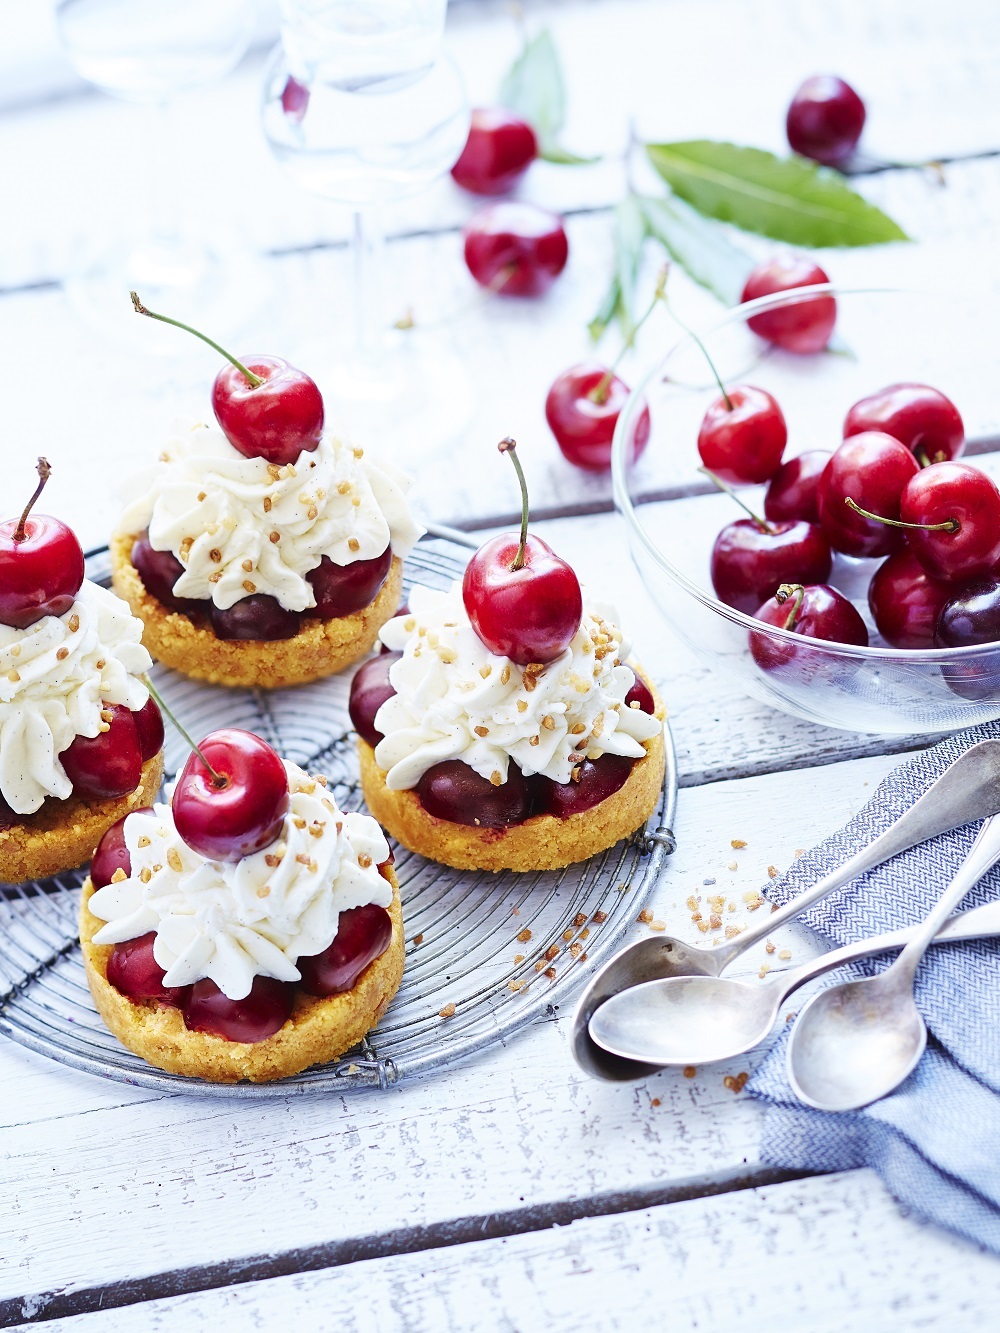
[[143, 679, 226, 786], [499, 436, 530, 571], [129, 292, 263, 389], [844, 496, 959, 533], [774, 582, 805, 631], [698, 466, 773, 533], [14, 457, 51, 543], [589, 265, 669, 405]]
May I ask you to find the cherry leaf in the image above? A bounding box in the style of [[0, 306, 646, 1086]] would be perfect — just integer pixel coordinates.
[[499, 28, 599, 165], [646, 141, 909, 247], [612, 194, 648, 342], [587, 275, 622, 343], [640, 194, 754, 305]]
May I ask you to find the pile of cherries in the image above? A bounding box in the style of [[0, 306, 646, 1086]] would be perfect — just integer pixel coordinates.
[[0, 460, 163, 827], [91, 728, 394, 1044], [701, 376, 1000, 690], [130, 297, 394, 641], [349, 438, 657, 825]]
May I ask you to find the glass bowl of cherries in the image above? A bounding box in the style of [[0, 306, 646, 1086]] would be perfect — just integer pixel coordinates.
[[612, 285, 1000, 735]]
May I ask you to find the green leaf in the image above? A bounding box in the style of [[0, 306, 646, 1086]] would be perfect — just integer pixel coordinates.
[[588, 275, 622, 343], [639, 194, 754, 305], [612, 194, 648, 342], [645, 141, 909, 247], [539, 143, 601, 166], [500, 29, 565, 144]]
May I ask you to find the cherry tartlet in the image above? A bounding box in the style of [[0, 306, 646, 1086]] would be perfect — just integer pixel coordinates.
[[80, 735, 404, 1083], [0, 461, 164, 884]]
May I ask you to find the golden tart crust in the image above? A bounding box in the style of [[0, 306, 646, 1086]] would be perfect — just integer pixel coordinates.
[[358, 674, 666, 873], [80, 870, 405, 1084], [110, 530, 403, 689], [0, 751, 164, 885]]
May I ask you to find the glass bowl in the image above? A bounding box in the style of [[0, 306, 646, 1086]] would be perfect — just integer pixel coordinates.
[[612, 286, 1000, 735]]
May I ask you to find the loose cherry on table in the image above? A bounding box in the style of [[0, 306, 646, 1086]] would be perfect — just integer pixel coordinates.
[[544, 363, 651, 473], [764, 450, 831, 524], [741, 256, 837, 354], [61, 703, 144, 801], [131, 293, 324, 466], [750, 582, 869, 673], [107, 933, 190, 1007], [867, 547, 954, 650], [172, 728, 289, 863], [463, 203, 569, 297], [210, 594, 302, 641], [843, 383, 965, 465], [451, 108, 538, 195], [418, 759, 533, 826], [0, 458, 84, 630], [897, 462, 1000, 583], [308, 546, 393, 618], [349, 653, 401, 748], [697, 385, 787, 485], [463, 438, 582, 664], [183, 975, 295, 1043], [786, 75, 866, 167], [816, 432, 919, 558], [710, 513, 832, 615], [298, 904, 393, 996]]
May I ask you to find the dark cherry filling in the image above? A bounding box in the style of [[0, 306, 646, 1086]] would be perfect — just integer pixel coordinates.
[[349, 652, 400, 747], [531, 753, 634, 817], [418, 760, 533, 827], [210, 594, 301, 641], [624, 675, 656, 715], [106, 932, 189, 1007], [182, 975, 296, 1043], [132, 695, 164, 762], [297, 903, 393, 996], [61, 702, 143, 800], [131, 533, 206, 617], [91, 810, 148, 886], [308, 546, 392, 618]]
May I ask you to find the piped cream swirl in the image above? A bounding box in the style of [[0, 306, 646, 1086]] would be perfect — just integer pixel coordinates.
[[88, 762, 392, 1001], [374, 583, 661, 790], [118, 426, 423, 612], [0, 581, 152, 815]]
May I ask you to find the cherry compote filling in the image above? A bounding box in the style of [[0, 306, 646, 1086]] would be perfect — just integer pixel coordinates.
[[349, 652, 401, 747], [61, 702, 143, 801], [132, 695, 164, 762], [90, 810, 150, 886], [308, 546, 392, 618], [298, 904, 393, 996], [531, 753, 634, 817], [418, 760, 533, 827], [183, 975, 296, 1043], [131, 533, 207, 617], [106, 932, 189, 1008], [210, 594, 301, 641]]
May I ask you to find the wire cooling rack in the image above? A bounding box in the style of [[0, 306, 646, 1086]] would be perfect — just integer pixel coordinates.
[[0, 533, 678, 1097]]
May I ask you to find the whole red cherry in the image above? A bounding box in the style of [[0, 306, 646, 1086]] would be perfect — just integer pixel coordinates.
[[61, 703, 143, 801], [107, 933, 189, 1007], [172, 729, 289, 863], [764, 450, 831, 524], [463, 438, 582, 663], [624, 672, 656, 714], [418, 760, 532, 826], [817, 432, 919, 558], [711, 517, 832, 614], [349, 653, 400, 748], [750, 582, 868, 673], [183, 975, 295, 1042], [843, 383, 965, 465], [451, 108, 538, 195], [697, 386, 787, 485], [935, 579, 1000, 701], [463, 203, 568, 297], [210, 595, 302, 641], [898, 462, 1000, 583], [132, 696, 164, 763], [868, 547, 953, 649], [741, 257, 837, 354], [786, 75, 866, 167], [545, 363, 650, 472], [532, 753, 634, 818], [297, 903, 393, 996], [131, 293, 324, 467], [308, 546, 393, 618], [0, 458, 85, 630], [90, 809, 152, 887]]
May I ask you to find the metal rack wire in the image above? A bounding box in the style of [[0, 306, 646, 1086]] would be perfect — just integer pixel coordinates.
[[0, 536, 678, 1097]]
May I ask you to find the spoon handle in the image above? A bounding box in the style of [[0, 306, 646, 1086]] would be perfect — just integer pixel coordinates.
[[713, 738, 1000, 970], [772, 895, 1000, 1006]]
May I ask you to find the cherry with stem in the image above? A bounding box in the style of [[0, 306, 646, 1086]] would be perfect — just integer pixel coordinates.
[[0, 456, 85, 629]]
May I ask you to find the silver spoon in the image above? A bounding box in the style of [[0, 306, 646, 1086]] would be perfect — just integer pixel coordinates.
[[786, 812, 1000, 1111], [587, 895, 1000, 1070], [572, 738, 1000, 1082]]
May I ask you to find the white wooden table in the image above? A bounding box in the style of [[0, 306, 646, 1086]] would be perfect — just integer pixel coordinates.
[[4, 1, 1000, 1327]]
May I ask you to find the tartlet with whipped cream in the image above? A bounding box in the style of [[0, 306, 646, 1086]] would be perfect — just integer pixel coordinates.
[[80, 756, 404, 1083], [352, 583, 665, 872], [0, 578, 164, 884], [112, 424, 423, 688]]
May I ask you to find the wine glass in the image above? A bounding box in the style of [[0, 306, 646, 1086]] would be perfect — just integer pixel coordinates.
[[54, 0, 258, 343], [260, 0, 472, 457]]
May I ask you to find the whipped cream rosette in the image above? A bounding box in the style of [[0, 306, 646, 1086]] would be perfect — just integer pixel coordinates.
[[0, 581, 152, 815], [88, 762, 392, 1002], [374, 583, 662, 791], [119, 425, 423, 613]]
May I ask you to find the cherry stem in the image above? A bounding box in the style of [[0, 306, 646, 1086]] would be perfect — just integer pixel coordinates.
[[499, 436, 530, 570], [659, 272, 733, 411], [130, 292, 263, 389], [844, 497, 959, 534], [143, 680, 227, 786], [774, 582, 805, 631], [589, 265, 669, 405], [698, 466, 773, 533], [14, 457, 51, 543]]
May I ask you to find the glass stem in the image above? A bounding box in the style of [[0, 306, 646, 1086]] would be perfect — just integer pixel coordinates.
[[352, 207, 386, 360], [145, 97, 183, 249]]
